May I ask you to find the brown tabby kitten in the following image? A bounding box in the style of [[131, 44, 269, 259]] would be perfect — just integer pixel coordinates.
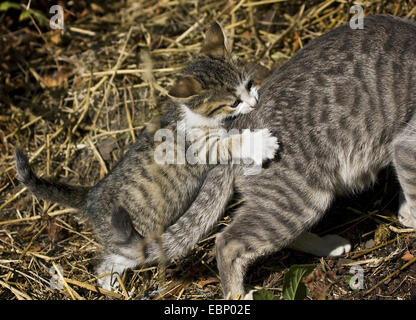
[[139, 15, 416, 299], [15, 23, 278, 290]]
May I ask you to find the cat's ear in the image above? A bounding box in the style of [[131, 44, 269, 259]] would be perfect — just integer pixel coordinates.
[[168, 76, 202, 99], [201, 22, 228, 57], [245, 62, 271, 86]]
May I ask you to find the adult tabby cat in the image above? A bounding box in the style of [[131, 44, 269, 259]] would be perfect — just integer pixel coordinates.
[[138, 15, 416, 298], [15, 23, 279, 290]]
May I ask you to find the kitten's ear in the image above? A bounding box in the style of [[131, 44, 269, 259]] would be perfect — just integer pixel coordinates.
[[168, 76, 202, 99], [245, 62, 271, 86], [201, 22, 228, 57]]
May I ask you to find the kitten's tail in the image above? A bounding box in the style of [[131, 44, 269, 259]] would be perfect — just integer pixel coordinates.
[[139, 165, 236, 265], [15, 149, 89, 210]]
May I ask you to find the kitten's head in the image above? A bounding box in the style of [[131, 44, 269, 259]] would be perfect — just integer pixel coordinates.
[[168, 22, 265, 128]]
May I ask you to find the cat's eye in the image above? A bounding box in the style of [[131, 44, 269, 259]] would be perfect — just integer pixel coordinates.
[[231, 99, 241, 108], [246, 79, 254, 91]]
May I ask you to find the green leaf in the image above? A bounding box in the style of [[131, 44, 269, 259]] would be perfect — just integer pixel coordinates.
[[19, 8, 47, 26], [252, 289, 278, 300], [30, 8, 47, 26], [0, 2, 21, 11], [282, 264, 317, 300], [18, 9, 30, 21]]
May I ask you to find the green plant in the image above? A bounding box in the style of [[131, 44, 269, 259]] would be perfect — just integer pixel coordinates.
[[282, 264, 317, 300], [252, 289, 278, 300], [0, 2, 48, 26]]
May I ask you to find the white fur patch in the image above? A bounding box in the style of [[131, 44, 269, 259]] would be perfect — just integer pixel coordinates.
[[398, 199, 416, 229], [235, 81, 258, 108], [178, 80, 259, 131], [178, 105, 224, 132], [96, 254, 138, 291], [240, 129, 278, 165], [249, 86, 259, 101], [235, 102, 253, 115], [289, 232, 351, 257]]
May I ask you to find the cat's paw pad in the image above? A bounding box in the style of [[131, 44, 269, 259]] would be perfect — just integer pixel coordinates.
[[321, 234, 351, 257]]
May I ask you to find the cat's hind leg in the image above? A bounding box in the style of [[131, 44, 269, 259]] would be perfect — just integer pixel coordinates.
[[215, 167, 334, 299], [94, 206, 142, 292], [397, 191, 415, 228], [288, 231, 351, 257], [240, 232, 350, 300]]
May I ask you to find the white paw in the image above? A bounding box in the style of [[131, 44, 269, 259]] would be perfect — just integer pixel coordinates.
[[97, 275, 119, 292], [398, 201, 416, 229], [243, 289, 256, 300], [241, 129, 278, 165], [260, 128, 279, 161], [95, 253, 137, 293], [321, 234, 351, 257]]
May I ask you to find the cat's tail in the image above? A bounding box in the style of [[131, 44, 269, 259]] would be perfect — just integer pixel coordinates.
[[139, 165, 236, 265], [15, 149, 90, 210]]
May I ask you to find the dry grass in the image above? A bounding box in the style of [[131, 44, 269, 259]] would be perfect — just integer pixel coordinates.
[[1, 0, 416, 300]]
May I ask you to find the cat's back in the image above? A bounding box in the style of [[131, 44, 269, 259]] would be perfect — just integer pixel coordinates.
[[256, 15, 416, 137], [247, 15, 416, 192], [264, 15, 416, 93], [306, 15, 414, 59]]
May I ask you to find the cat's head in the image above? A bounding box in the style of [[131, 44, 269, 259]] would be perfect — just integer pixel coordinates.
[[168, 22, 266, 129]]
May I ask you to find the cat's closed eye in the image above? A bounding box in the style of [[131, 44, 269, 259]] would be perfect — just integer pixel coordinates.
[[207, 104, 229, 116], [231, 99, 241, 108]]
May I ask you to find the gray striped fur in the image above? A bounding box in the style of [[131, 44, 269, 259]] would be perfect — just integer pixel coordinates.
[[145, 15, 416, 298], [14, 23, 277, 291]]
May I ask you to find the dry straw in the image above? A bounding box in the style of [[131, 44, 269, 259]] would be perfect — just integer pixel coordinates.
[[1, 0, 416, 300]]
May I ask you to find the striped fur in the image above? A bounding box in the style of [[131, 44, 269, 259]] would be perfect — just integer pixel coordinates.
[[14, 23, 278, 291], [144, 15, 416, 298]]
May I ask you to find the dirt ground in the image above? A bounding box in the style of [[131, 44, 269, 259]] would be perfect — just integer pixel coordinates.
[[1, 0, 416, 300]]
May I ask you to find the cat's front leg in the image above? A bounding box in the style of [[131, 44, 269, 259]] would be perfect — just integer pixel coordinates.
[[228, 128, 278, 165], [247, 128, 279, 165], [213, 128, 278, 166], [241, 128, 279, 165]]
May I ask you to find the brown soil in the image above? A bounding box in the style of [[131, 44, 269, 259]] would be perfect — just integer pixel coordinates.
[[1, 0, 416, 300]]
